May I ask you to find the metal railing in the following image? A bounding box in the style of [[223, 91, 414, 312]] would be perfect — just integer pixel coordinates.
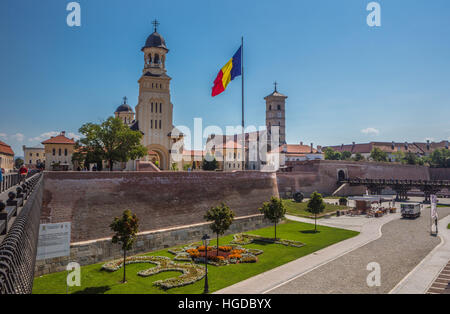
[[0, 173, 42, 294], [0, 170, 40, 194]]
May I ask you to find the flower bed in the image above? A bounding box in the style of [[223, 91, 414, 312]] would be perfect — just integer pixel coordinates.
[[231, 233, 304, 248], [169, 244, 263, 266], [101, 255, 205, 290]]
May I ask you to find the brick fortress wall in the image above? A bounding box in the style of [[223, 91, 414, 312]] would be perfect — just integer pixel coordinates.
[[41, 171, 279, 242], [277, 160, 432, 197]]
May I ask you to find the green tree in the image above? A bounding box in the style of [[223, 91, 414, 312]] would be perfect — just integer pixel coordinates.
[[110, 210, 139, 283], [391, 151, 405, 163], [370, 147, 388, 162], [202, 154, 219, 171], [78, 117, 147, 171], [429, 148, 450, 168], [307, 192, 326, 232], [340, 151, 352, 160], [324, 147, 341, 160], [353, 153, 365, 162], [14, 158, 24, 169], [403, 152, 419, 165], [259, 197, 286, 240], [204, 203, 235, 256]]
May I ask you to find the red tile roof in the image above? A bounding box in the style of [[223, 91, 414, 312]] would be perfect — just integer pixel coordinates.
[[325, 141, 449, 155], [216, 141, 243, 149], [272, 144, 317, 154], [326, 143, 373, 154], [0, 140, 14, 156], [183, 150, 205, 157], [41, 132, 76, 145]]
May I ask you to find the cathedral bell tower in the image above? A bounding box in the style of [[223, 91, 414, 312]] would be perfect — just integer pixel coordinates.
[[135, 20, 177, 170], [265, 82, 287, 145]]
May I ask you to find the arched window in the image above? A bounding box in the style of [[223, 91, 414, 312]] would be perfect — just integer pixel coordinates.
[[154, 54, 160, 64], [277, 105, 281, 110], [151, 102, 153, 112], [58, 149, 61, 156], [338, 170, 346, 182], [160, 103, 162, 113], [269, 105, 272, 111], [159, 120, 162, 129], [52, 148, 55, 156], [64, 149, 68, 156]]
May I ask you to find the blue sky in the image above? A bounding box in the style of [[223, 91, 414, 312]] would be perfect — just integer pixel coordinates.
[[1, 0, 450, 155]]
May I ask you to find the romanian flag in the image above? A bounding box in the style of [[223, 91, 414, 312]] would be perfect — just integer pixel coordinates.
[[212, 46, 242, 97]]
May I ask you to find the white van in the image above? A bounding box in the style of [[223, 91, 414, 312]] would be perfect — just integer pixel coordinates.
[[401, 203, 421, 219]]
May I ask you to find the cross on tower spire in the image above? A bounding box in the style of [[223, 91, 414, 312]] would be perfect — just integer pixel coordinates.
[[123, 96, 128, 104], [152, 19, 160, 32], [274, 81, 278, 92]]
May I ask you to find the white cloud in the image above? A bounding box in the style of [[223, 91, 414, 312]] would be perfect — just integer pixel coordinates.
[[67, 132, 81, 141], [28, 131, 81, 143], [361, 127, 380, 135], [0, 133, 7, 139], [11, 133, 25, 142], [29, 131, 59, 143]]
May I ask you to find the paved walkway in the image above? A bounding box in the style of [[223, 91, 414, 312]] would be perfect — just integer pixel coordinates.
[[390, 207, 450, 294], [268, 207, 450, 294], [215, 211, 400, 294]]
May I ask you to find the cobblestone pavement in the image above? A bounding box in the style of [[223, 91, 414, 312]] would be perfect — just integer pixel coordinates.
[[269, 207, 450, 294]]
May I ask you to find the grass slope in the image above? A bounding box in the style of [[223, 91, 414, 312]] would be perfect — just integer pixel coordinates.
[[33, 220, 358, 294], [283, 200, 348, 218]]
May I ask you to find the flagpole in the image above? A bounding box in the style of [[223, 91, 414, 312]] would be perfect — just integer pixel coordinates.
[[241, 36, 245, 171]]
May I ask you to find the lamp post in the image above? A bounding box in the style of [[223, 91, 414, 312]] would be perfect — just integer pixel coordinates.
[[202, 234, 210, 294]]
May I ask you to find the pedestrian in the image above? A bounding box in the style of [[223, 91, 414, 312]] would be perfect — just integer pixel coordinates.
[[19, 164, 28, 183]]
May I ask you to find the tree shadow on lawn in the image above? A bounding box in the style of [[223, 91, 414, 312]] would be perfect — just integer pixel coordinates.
[[72, 286, 111, 294], [299, 230, 321, 234], [250, 239, 278, 246]]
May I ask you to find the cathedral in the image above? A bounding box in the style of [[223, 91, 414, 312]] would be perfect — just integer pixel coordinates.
[[114, 22, 183, 170]]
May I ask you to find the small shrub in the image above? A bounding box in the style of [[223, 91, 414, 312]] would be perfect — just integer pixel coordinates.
[[209, 255, 225, 262], [240, 255, 257, 263], [186, 249, 200, 258], [293, 192, 304, 203], [219, 246, 232, 252], [228, 253, 242, 260]]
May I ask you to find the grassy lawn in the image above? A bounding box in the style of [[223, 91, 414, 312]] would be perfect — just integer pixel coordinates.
[[437, 204, 450, 208], [283, 199, 348, 219], [447, 223, 450, 230], [33, 220, 358, 294]]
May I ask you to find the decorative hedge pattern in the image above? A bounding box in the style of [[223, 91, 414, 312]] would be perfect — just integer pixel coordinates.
[[231, 233, 305, 248], [102, 256, 205, 290]]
